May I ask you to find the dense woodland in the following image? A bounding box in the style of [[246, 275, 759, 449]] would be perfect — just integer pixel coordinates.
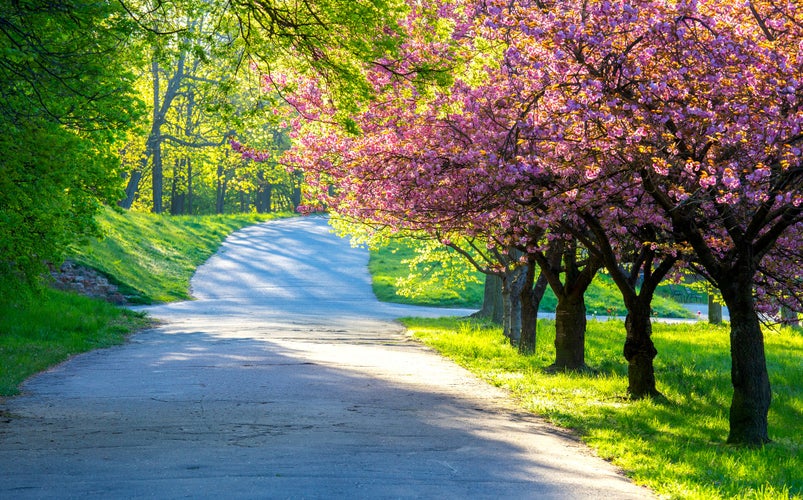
[[1, 0, 801, 449]]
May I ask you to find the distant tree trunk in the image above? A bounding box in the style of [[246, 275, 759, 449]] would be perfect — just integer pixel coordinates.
[[291, 170, 303, 210], [708, 294, 723, 325], [170, 192, 185, 215], [501, 265, 526, 345], [120, 169, 142, 209], [120, 52, 185, 210], [719, 272, 771, 445], [473, 274, 503, 323], [501, 275, 512, 342], [518, 257, 538, 354], [216, 162, 227, 214], [186, 158, 193, 214], [256, 182, 272, 213], [509, 276, 524, 346], [169, 159, 178, 214], [292, 186, 301, 210], [781, 306, 799, 327], [170, 158, 187, 215], [151, 59, 164, 214], [532, 271, 549, 314]]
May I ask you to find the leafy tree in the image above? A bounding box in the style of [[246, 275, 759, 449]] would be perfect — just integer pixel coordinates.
[[0, 0, 143, 284]]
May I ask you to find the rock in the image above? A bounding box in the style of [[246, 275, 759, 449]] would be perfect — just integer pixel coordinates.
[[50, 260, 129, 305]]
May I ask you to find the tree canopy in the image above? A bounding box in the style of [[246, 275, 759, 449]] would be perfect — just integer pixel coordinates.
[[237, 0, 802, 445], [0, 0, 143, 283]]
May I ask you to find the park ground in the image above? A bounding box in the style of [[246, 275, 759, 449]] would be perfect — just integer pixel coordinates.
[[0, 212, 800, 499]]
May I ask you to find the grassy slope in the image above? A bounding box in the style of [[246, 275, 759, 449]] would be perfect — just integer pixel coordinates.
[[0, 209, 291, 396], [404, 318, 801, 499], [370, 240, 693, 318], [72, 208, 291, 303]]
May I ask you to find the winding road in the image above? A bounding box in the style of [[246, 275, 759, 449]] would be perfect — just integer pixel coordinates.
[[0, 216, 653, 499]]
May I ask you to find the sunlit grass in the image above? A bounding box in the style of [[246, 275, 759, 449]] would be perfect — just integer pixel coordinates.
[[403, 317, 802, 499], [370, 240, 692, 317], [71, 208, 293, 303], [0, 288, 150, 396]]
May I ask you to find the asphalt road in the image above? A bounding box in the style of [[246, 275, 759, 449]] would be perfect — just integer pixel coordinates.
[[0, 216, 654, 499]]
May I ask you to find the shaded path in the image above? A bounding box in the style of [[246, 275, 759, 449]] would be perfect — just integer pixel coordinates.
[[0, 216, 653, 498]]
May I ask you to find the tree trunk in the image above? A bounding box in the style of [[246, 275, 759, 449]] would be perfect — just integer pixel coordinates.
[[151, 58, 164, 214], [518, 259, 537, 354], [781, 306, 799, 328], [120, 52, 184, 211], [291, 170, 303, 210], [550, 292, 587, 371], [216, 163, 227, 214], [708, 294, 723, 325], [509, 286, 522, 346], [119, 170, 142, 209], [501, 276, 513, 343], [501, 267, 525, 345], [532, 270, 549, 313], [151, 144, 163, 213], [169, 158, 183, 215], [186, 158, 193, 214], [473, 273, 503, 323], [720, 279, 771, 445], [256, 183, 272, 213], [533, 241, 596, 372], [623, 301, 661, 399]]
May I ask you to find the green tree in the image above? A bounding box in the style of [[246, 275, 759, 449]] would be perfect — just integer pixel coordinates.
[[0, 0, 143, 285]]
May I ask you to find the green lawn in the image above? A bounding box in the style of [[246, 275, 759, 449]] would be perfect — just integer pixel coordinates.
[[0, 288, 150, 395], [370, 238, 693, 318], [368, 237, 800, 498], [402, 317, 802, 499]]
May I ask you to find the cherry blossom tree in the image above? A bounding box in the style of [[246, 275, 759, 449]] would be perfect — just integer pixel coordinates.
[[482, 0, 803, 444], [237, 0, 802, 445]]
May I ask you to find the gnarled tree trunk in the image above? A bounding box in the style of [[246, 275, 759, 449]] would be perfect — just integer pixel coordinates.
[[551, 292, 587, 371], [720, 277, 771, 445], [623, 301, 660, 399]]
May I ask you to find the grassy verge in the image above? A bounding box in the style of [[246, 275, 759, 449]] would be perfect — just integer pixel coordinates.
[[370, 240, 693, 317], [403, 316, 802, 499], [369, 241, 484, 307], [0, 288, 151, 396], [1, 209, 291, 396], [72, 208, 292, 303]]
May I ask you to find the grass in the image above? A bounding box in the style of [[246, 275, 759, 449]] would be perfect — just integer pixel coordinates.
[[370, 239, 693, 318], [369, 241, 484, 307], [403, 316, 802, 499], [71, 208, 292, 303], [1, 208, 291, 396], [0, 288, 151, 396]]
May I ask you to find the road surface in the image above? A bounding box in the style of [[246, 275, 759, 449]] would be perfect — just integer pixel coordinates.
[[0, 216, 653, 499]]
